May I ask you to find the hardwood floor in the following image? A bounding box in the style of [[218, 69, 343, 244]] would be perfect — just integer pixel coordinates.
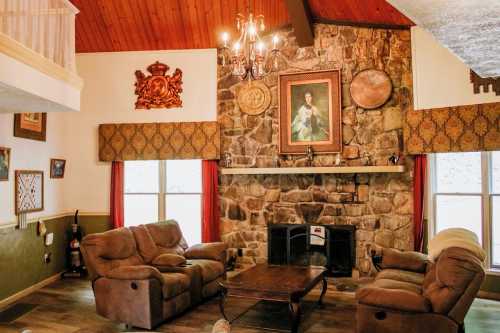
[[0, 278, 499, 333]]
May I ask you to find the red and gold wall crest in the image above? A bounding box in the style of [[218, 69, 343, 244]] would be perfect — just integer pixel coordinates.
[[134, 61, 183, 109]]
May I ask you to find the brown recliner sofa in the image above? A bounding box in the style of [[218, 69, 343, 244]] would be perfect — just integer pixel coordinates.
[[356, 246, 485, 333], [81, 220, 227, 329]]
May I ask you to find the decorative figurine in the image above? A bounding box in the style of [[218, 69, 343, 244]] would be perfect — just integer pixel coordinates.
[[305, 145, 314, 166], [335, 153, 341, 166], [388, 152, 400, 165], [222, 152, 232, 168]]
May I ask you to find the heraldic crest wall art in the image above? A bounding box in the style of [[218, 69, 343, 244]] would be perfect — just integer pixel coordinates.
[[134, 61, 183, 109]]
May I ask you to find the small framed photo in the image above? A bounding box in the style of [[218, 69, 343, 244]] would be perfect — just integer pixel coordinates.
[[50, 159, 66, 179], [14, 113, 47, 141], [0, 147, 11, 181], [278, 70, 342, 154]]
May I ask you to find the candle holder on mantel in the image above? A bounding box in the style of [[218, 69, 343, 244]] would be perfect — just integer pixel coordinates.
[[305, 145, 314, 167]]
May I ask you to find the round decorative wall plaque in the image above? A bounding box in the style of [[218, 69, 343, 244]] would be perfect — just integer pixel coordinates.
[[237, 81, 271, 115], [350, 69, 392, 109]]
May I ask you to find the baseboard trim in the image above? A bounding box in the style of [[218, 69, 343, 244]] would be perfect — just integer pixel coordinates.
[[478, 290, 500, 301], [0, 272, 62, 309]]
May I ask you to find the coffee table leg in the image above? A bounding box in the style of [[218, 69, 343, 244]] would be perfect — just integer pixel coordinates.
[[219, 288, 228, 321], [289, 300, 301, 333], [318, 275, 328, 308]]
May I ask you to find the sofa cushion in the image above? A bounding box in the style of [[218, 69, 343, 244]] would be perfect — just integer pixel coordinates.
[[185, 242, 227, 261], [145, 220, 188, 249], [356, 286, 431, 313], [130, 225, 159, 263], [106, 265, 164, 283], [152, 254, 187, 267], [81, 228, 144, 280], [380, 248, 429, 273], [371, 278, 422, 294], [161, 273, 191, 299], [376, 269, 425, 286], [188, 259, 225, 283]]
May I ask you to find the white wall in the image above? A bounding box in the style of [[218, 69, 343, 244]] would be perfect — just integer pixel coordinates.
[[412, 27, 500, 110], [0, 113, 68, 225], [63, 49, 217, 214]]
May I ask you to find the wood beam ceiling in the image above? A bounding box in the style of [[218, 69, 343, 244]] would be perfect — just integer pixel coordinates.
[[283, 0, 314, 47]]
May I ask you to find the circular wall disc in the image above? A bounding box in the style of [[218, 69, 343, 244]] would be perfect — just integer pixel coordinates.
[[237, 81, 271, 115], [350, 69, 392, 109]]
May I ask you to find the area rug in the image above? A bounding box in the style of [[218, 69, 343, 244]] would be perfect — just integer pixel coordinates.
[[232, 300, 317, 332], [0, 303, 37, 323]]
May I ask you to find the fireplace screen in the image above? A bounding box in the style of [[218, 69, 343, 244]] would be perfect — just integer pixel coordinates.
[[268, 224, 355, 277]]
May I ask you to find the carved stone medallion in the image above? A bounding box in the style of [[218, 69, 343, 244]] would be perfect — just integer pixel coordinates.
[[237, 81, 271, 115], [350, 69, 392, 109], [134, 61, 183, 109]]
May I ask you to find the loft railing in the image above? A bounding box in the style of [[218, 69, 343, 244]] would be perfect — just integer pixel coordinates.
[[0, 0, 78, 74]]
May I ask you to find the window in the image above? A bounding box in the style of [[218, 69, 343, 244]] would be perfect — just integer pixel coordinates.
[[429, 151, 500, 269], [124, 160, 202, 245]]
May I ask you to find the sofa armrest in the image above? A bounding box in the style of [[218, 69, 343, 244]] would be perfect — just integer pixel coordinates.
[[184, 242, 227, 263], [151, 254, 186, 267], [356, 287, 431, 313], [105, 265, 164, 283], [373, 248, 429, 273]]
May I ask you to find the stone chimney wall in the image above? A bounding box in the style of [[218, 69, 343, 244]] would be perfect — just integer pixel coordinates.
[[217, 24, 414, 276]]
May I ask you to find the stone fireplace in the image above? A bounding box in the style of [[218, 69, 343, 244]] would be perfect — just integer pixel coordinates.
[[218, 23, 414, 276]]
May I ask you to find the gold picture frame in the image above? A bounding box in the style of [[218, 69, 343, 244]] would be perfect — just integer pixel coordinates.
[[279, 70, 342, 154]]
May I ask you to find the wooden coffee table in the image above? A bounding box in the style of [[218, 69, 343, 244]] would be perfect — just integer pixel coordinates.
[[219, 264, 328, 333]]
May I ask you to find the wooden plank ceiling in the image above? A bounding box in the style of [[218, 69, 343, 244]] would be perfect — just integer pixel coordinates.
[[70, 0, 413, 53]]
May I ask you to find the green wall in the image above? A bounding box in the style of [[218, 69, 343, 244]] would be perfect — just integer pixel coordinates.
[[0, 214, 111, 302]]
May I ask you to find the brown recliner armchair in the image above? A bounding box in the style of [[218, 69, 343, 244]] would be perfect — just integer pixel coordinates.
[[356, 246, 485, 333], [81, 220, 227, 329]]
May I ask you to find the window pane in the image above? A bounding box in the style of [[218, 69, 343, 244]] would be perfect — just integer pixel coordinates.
[[125, 161, 159, 193], [436, 152, 481, 193], [492, 151, 500, 194], [435, 195, 482, 244], [125, 195, 158, 227], [166, 160, 202, 193], [492, 196, 500, 266], [166, 194, 201, 245]]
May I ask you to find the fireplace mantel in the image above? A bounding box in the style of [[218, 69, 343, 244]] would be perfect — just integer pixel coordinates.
[[220, 165, 405, 175]]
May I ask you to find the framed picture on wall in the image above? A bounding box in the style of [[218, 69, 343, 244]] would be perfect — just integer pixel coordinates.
[[50, 159, 66, 179], [14, 113, 47, 141], [0, 147, 11, 181], [278, 70, 342, 154], [15, 170, 44, 214]]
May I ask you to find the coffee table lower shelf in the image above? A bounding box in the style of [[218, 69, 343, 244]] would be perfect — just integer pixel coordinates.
[[218, 265, 328, 333]]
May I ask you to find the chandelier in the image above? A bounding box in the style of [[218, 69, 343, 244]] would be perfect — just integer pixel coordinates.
[[219, 11, 281, 81]]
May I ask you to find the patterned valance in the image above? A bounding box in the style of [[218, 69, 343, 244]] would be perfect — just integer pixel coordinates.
[[99, 122, 220, 161], [404, 102, 500, 154]]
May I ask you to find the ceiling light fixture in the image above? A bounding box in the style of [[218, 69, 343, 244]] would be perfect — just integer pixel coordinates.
[[219, 7, 281, 81]]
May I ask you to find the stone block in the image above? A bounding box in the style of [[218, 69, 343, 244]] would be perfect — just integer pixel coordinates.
[[327, 193, 354, 203], [228, 202, 247, 220], [393, 192, 413, 215], [383, 107, 402, 131], [281, 190, 313, 202], [296, 203, 324, 224], [357, 185, 370, 202], [323, 204, 344, 216], [246, 197, 264, 211], [264, 189, 281, 202], [374, 230, 394, 248], [344, 204, 366, 216], [342, 145, 359, 159], [370, 195, 393, 214]]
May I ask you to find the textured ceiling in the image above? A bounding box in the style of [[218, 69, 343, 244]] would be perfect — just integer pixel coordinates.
[[388, 0, 500, 78]]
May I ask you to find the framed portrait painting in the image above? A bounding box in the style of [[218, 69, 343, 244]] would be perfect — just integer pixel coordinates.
[[279, 70, 342, 154], [50, 159, 66, 179], [0, 147, 10, 181], [14, 113, 47, 141]]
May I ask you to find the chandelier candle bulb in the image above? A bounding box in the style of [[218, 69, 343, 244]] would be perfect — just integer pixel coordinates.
[[272, 35, 279, 50]]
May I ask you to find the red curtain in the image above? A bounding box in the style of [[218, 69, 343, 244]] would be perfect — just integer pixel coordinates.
[[110, 161, 124, 229], [202, 160, 220, 242], [413, 155, 427, 252]]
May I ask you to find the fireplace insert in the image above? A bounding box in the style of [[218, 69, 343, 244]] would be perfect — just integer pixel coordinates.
[[268, 224, 355, 277]]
